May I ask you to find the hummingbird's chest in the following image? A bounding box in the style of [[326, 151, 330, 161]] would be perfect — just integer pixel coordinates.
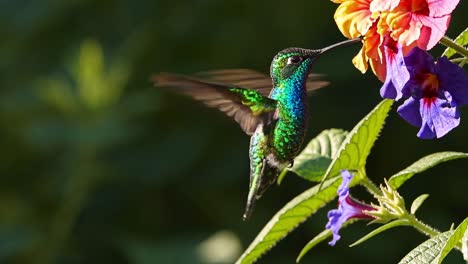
[[268, 85, 308, 163]]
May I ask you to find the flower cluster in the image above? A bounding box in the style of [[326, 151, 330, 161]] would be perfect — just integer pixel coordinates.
[[332, 0, 468, 138], [332, 0, 460, 81]]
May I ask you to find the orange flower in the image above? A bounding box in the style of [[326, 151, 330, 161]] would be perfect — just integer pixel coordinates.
[[333, 0, 377, 39], [331, 0, 459, 81], [377, 0, 459, 49], [332, 0, 388, 80], [352, 22, 386, 81], [369, 0, 399, 13]]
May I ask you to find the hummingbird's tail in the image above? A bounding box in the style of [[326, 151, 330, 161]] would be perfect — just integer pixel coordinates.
[[243, 159, 280, 221]]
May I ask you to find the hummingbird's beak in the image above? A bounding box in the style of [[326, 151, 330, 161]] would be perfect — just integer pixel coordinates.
[[307, 37, 362, 58]]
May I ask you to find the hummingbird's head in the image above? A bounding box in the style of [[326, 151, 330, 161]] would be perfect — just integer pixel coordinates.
[[270, 48, 321, 83], [269, 38, 361, 85]]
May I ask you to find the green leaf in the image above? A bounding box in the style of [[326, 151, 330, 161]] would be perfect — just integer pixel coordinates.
[[442, 27, 468, 58], [236, 176, 348, 264], [435, 217, 468, 264], [397, 219, 468, 264], [320, 99, 393, 185], [463, 227, 468, 261], [410, 194, 429, 215], [350, 219, 411, 247], [398, 231, 454, 264], [280, 129, 348, 183], [296, 229, 332, 263], [296, 220, 357, 263], [388, 152, 468, 189]]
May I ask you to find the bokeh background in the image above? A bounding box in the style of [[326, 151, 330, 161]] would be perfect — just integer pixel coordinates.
[[0, 1, 467, 263]]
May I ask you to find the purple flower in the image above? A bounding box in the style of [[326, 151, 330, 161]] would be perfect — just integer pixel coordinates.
[[383, 47, 468, 139], [380, 34, 411, 101], [326, 170, 375, 246]]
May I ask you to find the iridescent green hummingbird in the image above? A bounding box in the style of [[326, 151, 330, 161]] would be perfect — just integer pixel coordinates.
[[152, 38, 359, 220]]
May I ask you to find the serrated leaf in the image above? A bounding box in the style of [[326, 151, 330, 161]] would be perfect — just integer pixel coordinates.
[[398, 220, 468, 264], [320, 99, 393, 185], [350, 219, 411, 247], [282, 129, 348, 183], [435, 217, 468, 264], [398, 230, 454, 264], [410, 194, 429, 215], [236, 175, 350, 264], [442, 28, 468, 58], [388, 152, 468, 189]]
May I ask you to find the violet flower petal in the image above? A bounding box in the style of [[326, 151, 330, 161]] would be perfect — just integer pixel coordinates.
[[397, 97, 422, 127], [418, 93, 460, 139], [396, 47, 467, 139], [326, 170, 374, 246], [326, 209, 345, 246], [380, 39, 410, 100], [337, 170, 352, 199], [404, 48, 435, 76], [436, 56, 468, 106]]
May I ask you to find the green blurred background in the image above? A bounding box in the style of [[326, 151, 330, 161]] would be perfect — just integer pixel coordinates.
[[0, 1, 467, 263]]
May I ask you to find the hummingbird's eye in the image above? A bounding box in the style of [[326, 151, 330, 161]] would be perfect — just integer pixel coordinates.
[[287, 56, 303, 65]]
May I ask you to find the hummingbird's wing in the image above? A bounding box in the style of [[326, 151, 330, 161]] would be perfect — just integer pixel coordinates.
[[198, 69, 329, 96], [152, 73, 278, 135]]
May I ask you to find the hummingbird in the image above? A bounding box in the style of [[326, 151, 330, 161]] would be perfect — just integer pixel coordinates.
[[152, 38, 360, 220]]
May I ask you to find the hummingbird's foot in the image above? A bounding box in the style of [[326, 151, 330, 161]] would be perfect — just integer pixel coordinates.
[[288, 160, 294, 168]]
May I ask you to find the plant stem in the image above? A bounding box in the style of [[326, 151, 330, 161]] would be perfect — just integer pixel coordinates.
[[406, 214, 440, 237], [440, 36, 468, 58], [406, 214, 463, 251], [359, 174, 382, 196], [450, 57, 468, 67], [460, 58, 467, 67], [450, 58, 465, 63]]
